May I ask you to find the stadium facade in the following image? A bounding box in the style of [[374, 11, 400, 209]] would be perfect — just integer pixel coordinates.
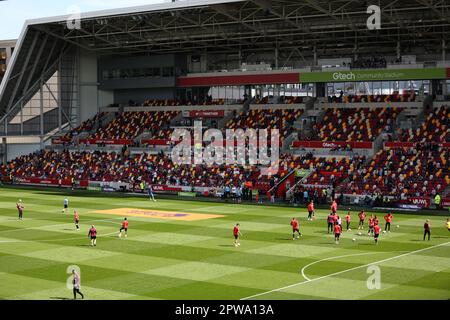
[[0, 0, 449, 209]]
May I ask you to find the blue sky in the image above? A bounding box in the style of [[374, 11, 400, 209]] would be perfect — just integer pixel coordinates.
[[0, 0, 166, 40]]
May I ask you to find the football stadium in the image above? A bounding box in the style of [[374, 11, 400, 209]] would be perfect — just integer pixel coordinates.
[[0, 0, 449, 303]]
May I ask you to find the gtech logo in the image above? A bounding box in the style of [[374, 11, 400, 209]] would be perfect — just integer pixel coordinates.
[[332, 72, 356, 81]]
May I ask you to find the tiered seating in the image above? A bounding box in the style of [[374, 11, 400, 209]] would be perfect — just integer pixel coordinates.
[[225, 109, 303, 143], [314, 107, 402, 141], [400, 105, 449, 142], [88, 111, 179, 140], [279, 153, 367, 187], [61, 112, 104, 140], [4, 150, 263, 189], [143, 98, 225, 106], [340, 145, 449, 197]]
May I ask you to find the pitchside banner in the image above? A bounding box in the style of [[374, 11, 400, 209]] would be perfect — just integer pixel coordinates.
[[299, 67, 448, 83], [385, 142, 450, 148], [182, 110, 225, 118], [292, 141, 373, 149]]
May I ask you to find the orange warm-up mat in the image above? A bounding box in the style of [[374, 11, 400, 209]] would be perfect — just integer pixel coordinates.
[[93, 208, 225, 221]]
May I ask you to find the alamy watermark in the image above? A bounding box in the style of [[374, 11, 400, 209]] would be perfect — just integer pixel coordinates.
[[366, 265, 381, 290], [171, 121, 279, 176], [367, 5, 381, 30], [66, 264, 81, 289], [66, 5, 81, 30]]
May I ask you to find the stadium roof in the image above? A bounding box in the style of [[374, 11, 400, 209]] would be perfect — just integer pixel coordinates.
[[1, 0, 450, 120]]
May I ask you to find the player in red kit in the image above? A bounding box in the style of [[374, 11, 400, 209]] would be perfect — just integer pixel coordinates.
[[74, 211, 80, 231], [358, 210, 366, 230], [373, 224, 381, 245], [384, 212, 393, 232], [119, 218, 128, 238], [334, 223, 342, 244], [331, 200, 337, 214], [290, 218, 302, 240], [88, 225, 97, 247], [307, 200, 315, 220], [345, 212, 351, 231], [327, 213, 335, 234], [368, 215, 374, 236], [233, 223, 242, 247]]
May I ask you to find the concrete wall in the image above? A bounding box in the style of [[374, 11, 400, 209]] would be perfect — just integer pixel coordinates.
[[98, 90, 114, 109], [7, 143, 41, 161], [78, 50, 99, 123], [114, 88, 176, 105]]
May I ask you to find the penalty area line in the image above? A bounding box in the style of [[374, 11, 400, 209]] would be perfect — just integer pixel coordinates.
[[240, 241, 450, 300]]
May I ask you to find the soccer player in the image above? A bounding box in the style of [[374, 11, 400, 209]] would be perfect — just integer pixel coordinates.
[[334, 223, 342, 245], [290, 218, 302, 240], [423, 219, 431, 241], [336, 215, 342, 230], [327, 213, 335, 234], [447, 218, 450, 232], [74, 210, 80, 231], [88, 225, 97, 247], [368, 215, 374, 236], [119, 218, 129, 238], [72, 270, 84, 300], [345, 212, 351, 231], [384, 212, 393, 232], [16, 200, 24, 220], [233, 223, 242, 247], [307, 200, 315, 221], [374, 215, 379, 226], [63, 198, 69, 213], [373, 223, 381, 245], [331, 199, 337, 214], [147, 184, 156, 202], [358, 210, 366, 230]]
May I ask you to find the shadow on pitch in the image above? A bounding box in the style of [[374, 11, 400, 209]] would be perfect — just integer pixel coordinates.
[[218, 244, 236, 247], [50, 297, 72, 300]]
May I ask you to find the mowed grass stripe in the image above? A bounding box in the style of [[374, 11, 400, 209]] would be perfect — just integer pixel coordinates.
[[0, 186, 449, 300]]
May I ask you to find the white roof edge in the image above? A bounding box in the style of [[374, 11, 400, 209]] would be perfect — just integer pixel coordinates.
[[25, 0, 244, 25], [0, 21, 29, 102]]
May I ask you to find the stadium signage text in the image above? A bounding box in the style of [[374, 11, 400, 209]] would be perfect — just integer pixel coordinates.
[[292, 140, 373, 149], [332, 72, 356, 81], [301, 68, 448, 83]]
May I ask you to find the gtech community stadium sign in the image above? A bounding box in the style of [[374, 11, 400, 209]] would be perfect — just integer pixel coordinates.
[[299, 67, 449, 83]]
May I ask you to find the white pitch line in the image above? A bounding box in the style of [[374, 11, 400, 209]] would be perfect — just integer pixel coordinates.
[[300, 251, 400, 281], [240, 241, 450, 300]]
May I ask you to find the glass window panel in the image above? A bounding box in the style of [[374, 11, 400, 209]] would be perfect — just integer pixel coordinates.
[[382, 81, 390, 95], [372, 81, 382, 95]]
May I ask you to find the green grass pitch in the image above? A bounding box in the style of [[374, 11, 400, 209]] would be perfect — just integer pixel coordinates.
[[0, 186, 449, 300]]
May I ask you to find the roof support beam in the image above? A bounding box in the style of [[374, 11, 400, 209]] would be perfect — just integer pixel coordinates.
[[6, 31, 40, 113]]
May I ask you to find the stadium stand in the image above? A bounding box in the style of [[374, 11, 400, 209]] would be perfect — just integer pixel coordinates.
[[339, 143, 449, 198], [398, 105, 449, 143], [87, 111, 179, 141], [225, 108, 303, 143], [311, 107, 403, 141]]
